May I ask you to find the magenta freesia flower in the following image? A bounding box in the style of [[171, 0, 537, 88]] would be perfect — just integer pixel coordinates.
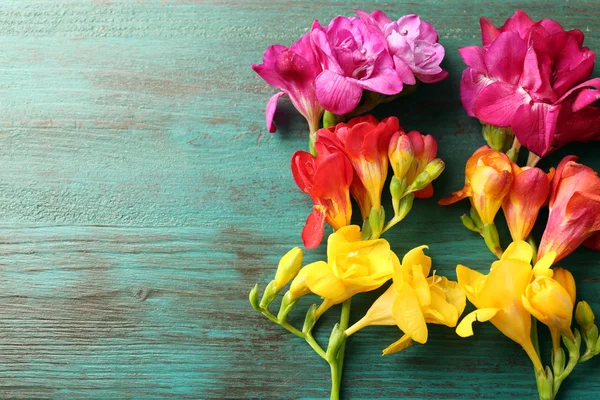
[[310, 16, 403, 115], [356, 10, 448, 85], [252, 33, 324, 133], [460, 10, 600, 157]]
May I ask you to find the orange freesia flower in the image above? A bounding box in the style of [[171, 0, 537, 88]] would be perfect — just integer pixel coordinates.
[[439, 146, 512, 224]]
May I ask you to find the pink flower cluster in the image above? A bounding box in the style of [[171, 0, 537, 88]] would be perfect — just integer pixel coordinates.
[[460, 10, 600, 158], [252, 10, 447, 133]]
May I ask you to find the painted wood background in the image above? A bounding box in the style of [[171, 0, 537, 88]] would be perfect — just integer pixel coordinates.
[[0, 0, 599, 398]]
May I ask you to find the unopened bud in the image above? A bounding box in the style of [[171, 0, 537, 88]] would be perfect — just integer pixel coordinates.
[[395, 194, 414, 221], [552, 347, 566, 376], [390, 176, 407, 216], [460, 214, 480, 233], [303, 304, 318, 333], [407, 159, 444, 193], [274, 247, 303, 290], [277, 291, 298, 323], [249, 284, 260, 311], [482, 124, 514, 153], [483, 223, 502, 259], [576, 301, 596, 331], [367, 207, 385, 239], [326, 323, 348, 362], [469, 207, 483, 229], [388, 133, 414, 181], [259, 280, 279, 309]]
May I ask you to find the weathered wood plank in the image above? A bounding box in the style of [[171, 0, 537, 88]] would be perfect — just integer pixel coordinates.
[[0, 0, 598, 399]]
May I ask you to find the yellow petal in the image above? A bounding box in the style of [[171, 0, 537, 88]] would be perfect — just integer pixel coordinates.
[[382, 334, 413, 355], [305, 261, 346, 301], [430, 276, 467, 318], [480, 259, 532, 308], [391, 251, 405, 287], [455, 265, 484, 305], [423, 290, 458, 327], [456, 308, 500, 337], [533, 251, 556, 277], [361, 284, 397, 326], [402, 245, 431, 277], [501, 241, 533, 264], [412, 265, 431, 307], [392, 283, 428, 344]]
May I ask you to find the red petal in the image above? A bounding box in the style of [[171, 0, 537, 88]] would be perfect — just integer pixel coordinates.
[[302, 207, 327, 249]]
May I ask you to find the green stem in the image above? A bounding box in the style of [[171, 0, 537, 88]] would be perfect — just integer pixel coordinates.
[[330, 299, 351, 400], [260, 307, 327, 360]]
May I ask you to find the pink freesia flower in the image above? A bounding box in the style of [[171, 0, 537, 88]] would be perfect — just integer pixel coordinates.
[[310, 16, 403, 115], [317, 116, 401, 218], [356, 10, 448, 85], [460, 10, 600, 157], [252, 33, 324, 134], [537, 156, 600, 263], [291, 145, 353, 249]]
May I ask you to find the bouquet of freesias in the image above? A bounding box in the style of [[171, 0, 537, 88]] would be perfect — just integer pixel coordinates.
[[249, 9, 600, 400]]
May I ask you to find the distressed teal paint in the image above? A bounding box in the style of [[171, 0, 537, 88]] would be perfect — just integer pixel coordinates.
[[0, 0, 598, 399]]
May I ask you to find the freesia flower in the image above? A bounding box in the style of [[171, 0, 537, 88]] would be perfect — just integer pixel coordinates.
[[252, 33, 324, 134], [537, 156, 600, 263], [389, 130, 440, 198], [502, 164, 554, 241], [345, 245, 465, 354], [439, 146, 512, 224], [291, 147, 353, 249], [456, 241, 555, 372], [523, 268, 576, 350], [318, 116, 400, 218], [356, 10, 448, 85], [288, 225, 394, 316], [273, 247, 304, 290], [310, 16, 403, 114], [460, 9, 600, 157]]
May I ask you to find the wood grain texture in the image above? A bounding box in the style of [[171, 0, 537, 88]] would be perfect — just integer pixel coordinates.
[[0, 0, 599, 399]]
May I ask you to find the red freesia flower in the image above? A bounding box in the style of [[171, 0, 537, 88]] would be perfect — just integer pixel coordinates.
[[317, 116, 401, 218], [460, 10, 600, 157], [291, 147, 353, 249], [537, 156, 600, 263]]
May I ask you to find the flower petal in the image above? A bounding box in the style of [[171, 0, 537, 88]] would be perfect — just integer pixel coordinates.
[[266, 92, 286, 133], [460, 68, 493, 117], [480, 17, 500, 46], [473, 81, 529, 127], [382, 334, 413, 355], [315, 70, 363, 115], [456, 308, 500, 337], [393, 283, 428, 344], [512, 102, 561, 157], [402, 245, 431, 277], [501, 240, 533, 264], [459, 46, 487, 74], [301, 206, 327, 249], [305, 260, 346, 300], [484, 32, 527, 85]]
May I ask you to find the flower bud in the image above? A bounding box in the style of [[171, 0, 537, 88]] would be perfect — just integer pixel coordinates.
[[274, 247, 303, 290], [249, 284, 260, 311], [289, 266, 311, 301], [390, 175, 407, 215], [407, 158, 445, 193], [259, 280, 279, 309], [460, 214, 480, 233], [576, 301, 595, 331], [326, 323, 348, 362], [388, 133, 414, 181], [523, 276, 575, 340], [277, 290, 298, 323], [482, 124, 514, 153], [302, 304, 318, 333]]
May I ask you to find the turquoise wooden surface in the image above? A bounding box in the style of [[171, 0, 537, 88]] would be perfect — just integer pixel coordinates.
[[0, 1, 599, 399]]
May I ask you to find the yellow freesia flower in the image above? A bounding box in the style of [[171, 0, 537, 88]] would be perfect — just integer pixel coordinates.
[[288, 225, 394, 316], [345, 246, 466, 355], [456, 241, 556, 372], [523, 268, 576, 350]]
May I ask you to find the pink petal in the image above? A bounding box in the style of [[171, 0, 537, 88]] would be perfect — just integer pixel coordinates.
[[310, 21, 344, 75], [315, 70, 363, 115], [394, 15, 422, 41], [499, 10, 534, 38], [480, 17, 500, 46], [539, 19, 565, 35], [266, 92, 286, 133], [556, 77, 600, 106], [552, 36, 595, 97], [302, 207, 326, 249], [251, 44, 288, 88], [352, 57, 404, 95], [473, 81, 529, 126], [393, 56, 416, 85], [459, 46, 487, 74], [512, 102, 561, 157], [416, 20, 439, 42], [460, 68, 493, 117], [484, 31, 527, 85], [416, 69, 448, 83]]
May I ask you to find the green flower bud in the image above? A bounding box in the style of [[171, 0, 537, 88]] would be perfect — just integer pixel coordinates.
[[277, 290, 298, 323], [303, 304, 318, 334], [408, 159, 445, 193], [483, 223, 503, 258], [249, 284, 260, 311], [460, 214, 481, 233], [326, 323, 348, 363], [576, 301, 596, 331], [482, 124, 514, 153], [390, 176, 407, 216], [469, 207, 483, 229], [395, 194, 414, 221], [367, 207, 385, 239], [259, 280, 279, 309]]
